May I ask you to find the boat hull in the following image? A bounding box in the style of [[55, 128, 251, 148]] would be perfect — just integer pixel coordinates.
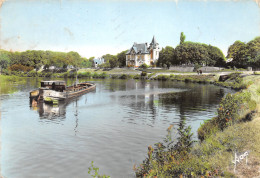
[[29, 82, 96, 103]]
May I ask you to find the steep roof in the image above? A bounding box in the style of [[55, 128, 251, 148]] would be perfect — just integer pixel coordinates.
[[150, 35, 159, 47], [126, 43, 150, 55]]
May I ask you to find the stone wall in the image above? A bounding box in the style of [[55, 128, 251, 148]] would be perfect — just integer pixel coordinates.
[[169, 66, 194, 72]]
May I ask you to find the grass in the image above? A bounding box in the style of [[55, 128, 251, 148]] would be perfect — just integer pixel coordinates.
[[194, 75, 260, 177], [0, 75, 26, 94]]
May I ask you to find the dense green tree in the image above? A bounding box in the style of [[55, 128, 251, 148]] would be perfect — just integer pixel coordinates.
[[227, 40, 248, 67], [157, 46, 174, 67], [0, 50, 11, 72], [206, 45, 226, 66], [246, 37, 260, 67], [175, 42, 209, 66], [117, 50, 128, 68], [180, 32, 186, 45], [67, 51, 82, 68], [102, 54, 118, 68], [80, 57, 93, 68], [226, 37, 260, 68]]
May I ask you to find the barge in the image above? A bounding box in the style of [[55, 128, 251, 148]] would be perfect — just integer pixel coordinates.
[[30, 80, 96, 104]]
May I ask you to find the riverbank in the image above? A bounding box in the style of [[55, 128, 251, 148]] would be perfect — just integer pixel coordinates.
[[2, 67, 255, 79], [135, 74, 260, 177]]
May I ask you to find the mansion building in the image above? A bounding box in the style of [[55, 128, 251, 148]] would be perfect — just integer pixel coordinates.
[[126, 36, 160, 67]]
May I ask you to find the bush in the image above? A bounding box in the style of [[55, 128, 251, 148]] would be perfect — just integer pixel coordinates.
[[9, 64, 34, 72], [26, 70, 37, 77], [139, 63, 149, 69], [134, 118, 222, 177], [148, 73, 156, 78], [140, 71, 147, 77], [198, 91, 256, 141], [133, 74, 140, 79], [156, 75, 170, 81], [100, 72, 108, 79], [197, 117, 219, 141], [111, 74, 119, 79], [119, 74, 128, 79], [92, 72, 99, 78]]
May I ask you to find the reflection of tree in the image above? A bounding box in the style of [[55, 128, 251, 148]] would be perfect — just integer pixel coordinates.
[[158, 86, 226, 117]]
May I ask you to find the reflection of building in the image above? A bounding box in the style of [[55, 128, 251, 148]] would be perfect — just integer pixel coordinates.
[[126, 36, 160, 67], [37, 102, 66, 118]]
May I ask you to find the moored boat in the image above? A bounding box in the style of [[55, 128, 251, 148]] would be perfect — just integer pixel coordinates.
[[30, 80, 96, 103]]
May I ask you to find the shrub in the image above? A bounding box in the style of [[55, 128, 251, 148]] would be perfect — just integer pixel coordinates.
[[100, 72, 108, 79], [198, 91, 256, 141], [156, 75, 170, 81], [134, 118, 222, 177], [88, 161, 110, 178], [27, 70, 37, 77], [140, 71, 147, 77], [119, 74, 128, 79], [139, 63, 149, 69], [111, 74, 119, 79], [148, 73, 156, 78], [9, 64, 34, 72], [92, 72, 99, 78], [133, 74, 140, 79], [197, 117, 219, 141]]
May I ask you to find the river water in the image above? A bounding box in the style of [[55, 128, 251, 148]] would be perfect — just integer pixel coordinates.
[[0, 78, 233, 178]]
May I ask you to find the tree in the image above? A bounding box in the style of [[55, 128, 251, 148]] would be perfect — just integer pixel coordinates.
[[0, 50, 10, 72], [102, 54, 118, 68], [67, 51, 82, 68], [175, 42, 209, 65], [207, 45, 226, 67], [180, 32, 186, 45], [247, 37, 260, 67], [227, 40, 249, 68], [157, 46, 174, 67], [117, 50, 128, 68]]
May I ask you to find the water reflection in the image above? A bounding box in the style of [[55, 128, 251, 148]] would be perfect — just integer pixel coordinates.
[[34, 102, 66, 118], [1, 78, 234, 178]]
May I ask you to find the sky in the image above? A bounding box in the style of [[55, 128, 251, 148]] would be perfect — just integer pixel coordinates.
[[0, 0, 259, 58]]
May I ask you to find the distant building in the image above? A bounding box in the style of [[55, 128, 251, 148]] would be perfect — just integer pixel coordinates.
[[126, 36, 160, 67], [94, 57, 105, 68]]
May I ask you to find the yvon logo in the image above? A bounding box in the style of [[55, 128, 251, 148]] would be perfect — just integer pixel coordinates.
[[232, 150, 250, 172]]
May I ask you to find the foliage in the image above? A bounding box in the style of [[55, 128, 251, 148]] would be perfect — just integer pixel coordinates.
[[157, 46, 174, 67], [133, 74, 140, 79], [9, 64, 34, 72], [88, 161, 110, 178], [80, 57, 94, 68], [134, 118, 217, 177], [175, 42, 209, 66], [0, 50, 11, 71], [139, 63, 149, 69], [227, 36, 260, 68], [119, 74, 128, 79], [180, 32, 186, 45], [140, 71, 147, 77], [215, 72, 251, 90], [198, 91, 256, 141], [117, 50, 128, 68], [102, 54, 118, 68]]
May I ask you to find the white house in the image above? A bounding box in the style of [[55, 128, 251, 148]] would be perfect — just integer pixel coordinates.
[[93, 57, 105, 68], [126, 36, 160, 67]]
